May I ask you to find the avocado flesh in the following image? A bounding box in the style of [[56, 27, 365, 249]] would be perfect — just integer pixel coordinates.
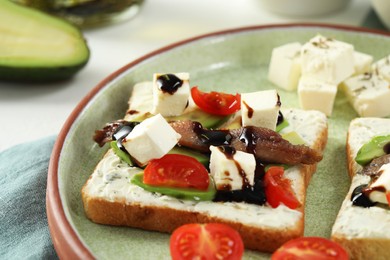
[[0, 1, 89, 81], [169, 146, 209, 166], [131, 173, 216, 201], [110, 141, 134, 166], [132, 108, 229, 129], [281, 131, 306, 145], [111, 141, 209, 167], [167, 109, 229, 129], [355, 135, 390, 166]]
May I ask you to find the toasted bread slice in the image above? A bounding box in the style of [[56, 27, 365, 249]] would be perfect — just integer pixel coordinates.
[[331, 117, 390, 260], [82, 107, 327, 253]]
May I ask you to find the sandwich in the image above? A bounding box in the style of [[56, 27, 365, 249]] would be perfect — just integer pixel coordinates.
[[82, 72, 328, 253], [331, 117, 390, 260]]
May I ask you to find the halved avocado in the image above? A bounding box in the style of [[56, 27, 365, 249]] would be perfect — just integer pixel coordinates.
[[0, 1, 89, 81]]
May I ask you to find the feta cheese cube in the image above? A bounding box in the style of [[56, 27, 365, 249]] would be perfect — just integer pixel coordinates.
[[241, 90, 281, 131], [152, 73, 190, 117], [122, 114, 181, 166], [342, 73, 390, 117], [268, 42, 302, 91], [367, 163, 390, 205], [373, 55, 390, 82], [353, 51, 373, 75], [301, 35, 355, 84], [209, 146, 256, 191], [297, 77, 338, 116]]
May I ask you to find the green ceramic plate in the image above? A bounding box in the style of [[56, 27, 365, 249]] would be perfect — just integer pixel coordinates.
[[47, 24, 390, 259]]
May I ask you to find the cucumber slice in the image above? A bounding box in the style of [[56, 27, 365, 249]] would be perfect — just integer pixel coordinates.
[[131, 173, 216, 201], [0, 1, 89, 81]]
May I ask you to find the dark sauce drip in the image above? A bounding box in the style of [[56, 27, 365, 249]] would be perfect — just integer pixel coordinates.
[[238, 126, 257, 154], [351, 184, 376, 208], [192, 122, 232, 146], [219, 146, 251, 190], [156, 74, 183, 95], [112, 122, 139, 152], [127, 110, 139, 115], [277, 111, 284, 126], [217, 145, 236, 158], [384, 142, 390, 154], [276, 93, 281, 107], [213, 146, 266, 205], [93, 119, 128, 147], [242, 100, 254, 118]]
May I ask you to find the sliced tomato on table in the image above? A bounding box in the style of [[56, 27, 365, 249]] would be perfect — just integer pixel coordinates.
[[191, 86, 241, 116], [143, 154, 209, 190], [272, 237, 349, 260], [264, 166, 300, 209], [170, 223, 244, 260]]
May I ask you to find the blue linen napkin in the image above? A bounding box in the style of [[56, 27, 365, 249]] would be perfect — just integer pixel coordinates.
[[0, 136, 58, 260]]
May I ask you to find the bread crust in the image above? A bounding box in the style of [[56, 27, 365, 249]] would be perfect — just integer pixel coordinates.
[[332, 235, 390, 260], [346, 130, 357, 179], [82, 193, 303, 252]]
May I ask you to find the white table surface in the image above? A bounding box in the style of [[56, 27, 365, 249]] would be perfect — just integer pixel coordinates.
[[0, 0, 376, 152]]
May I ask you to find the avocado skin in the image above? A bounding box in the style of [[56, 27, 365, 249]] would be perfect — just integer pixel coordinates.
[[0, 1, 90, 82], [0, 61, 88, 82]]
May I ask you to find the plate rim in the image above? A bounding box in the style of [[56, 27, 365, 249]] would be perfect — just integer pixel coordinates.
[[46, 23, 390, 259]]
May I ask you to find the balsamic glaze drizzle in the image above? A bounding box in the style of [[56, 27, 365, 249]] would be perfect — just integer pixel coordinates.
[[112, 122, 139, 152], [351, 184, 376, 208], [384, 142, 390, 154], [277, 111, 284, 126], [192, 122, 232, 146], [156, 74, 183, 95]]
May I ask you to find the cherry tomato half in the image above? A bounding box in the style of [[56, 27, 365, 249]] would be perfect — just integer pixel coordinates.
[[272, 237, 349, 260], [264, 166, 300, 209], [143, 154, 209, 190], [191, 86, 241, 116], [170, 223, 244, 260]]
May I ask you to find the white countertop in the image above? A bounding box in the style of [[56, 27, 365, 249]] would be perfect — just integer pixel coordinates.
[[0, 0, 375, 151]]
